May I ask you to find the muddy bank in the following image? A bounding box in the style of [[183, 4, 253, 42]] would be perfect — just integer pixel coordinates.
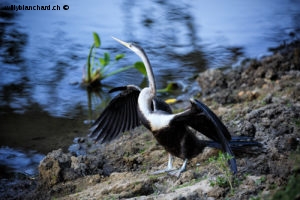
[[2, 41, 300, 200]]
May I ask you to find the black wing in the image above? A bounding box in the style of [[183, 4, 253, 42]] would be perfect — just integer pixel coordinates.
[[172, 98, 236, 173], [190, 99, 231, 141], [89, 85, 141, 143]]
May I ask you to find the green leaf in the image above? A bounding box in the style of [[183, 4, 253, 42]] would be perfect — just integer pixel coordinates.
[[104, 52, 110, 65], [103, 65, 134, 78], [133, 61, 147, 76], [99, 58, 105, 66], [86, 44, 95, 82], [115, 54, 125, 61], [99, 52, 110, 67], [93, 32, 101, 48]]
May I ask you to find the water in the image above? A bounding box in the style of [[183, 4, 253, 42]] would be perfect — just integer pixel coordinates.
[[0, 146, 44, 178], [0, 0, 299, 178]]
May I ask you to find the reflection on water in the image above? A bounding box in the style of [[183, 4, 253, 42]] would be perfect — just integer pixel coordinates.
[[0, 146, 44, 178], [0, 103, 90, 153], [0, 0, 300, 179]]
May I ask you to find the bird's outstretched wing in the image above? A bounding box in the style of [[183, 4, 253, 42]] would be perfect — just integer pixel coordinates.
[[190, 99, 231, 141], [172, 98, 236, 173], [89, 85, 141, 143]]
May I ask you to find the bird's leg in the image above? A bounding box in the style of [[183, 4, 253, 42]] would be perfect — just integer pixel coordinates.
[[167, 153, 173, 170], [151, 153, 175, 174], [168, 159, 188, 178]]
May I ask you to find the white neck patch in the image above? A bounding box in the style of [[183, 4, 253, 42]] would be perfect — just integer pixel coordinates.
[[147, 113, 175, 131], [138, 88, 175, 131]]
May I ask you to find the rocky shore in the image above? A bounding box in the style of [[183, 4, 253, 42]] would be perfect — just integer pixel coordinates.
[[2, 41, 300, 200]]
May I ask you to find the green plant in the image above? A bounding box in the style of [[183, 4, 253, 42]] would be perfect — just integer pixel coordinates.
[[83, 32, 146, 86], [208, 152, 235, 192], [271, 174, 300, 200], [255, 175, 266, 185], [157, 82, 180, 93], [249, 197, 261, 200], [210, 175, 228, 188]]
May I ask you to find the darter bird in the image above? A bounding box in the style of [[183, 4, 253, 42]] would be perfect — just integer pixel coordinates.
[[89, 37, 260, 177]]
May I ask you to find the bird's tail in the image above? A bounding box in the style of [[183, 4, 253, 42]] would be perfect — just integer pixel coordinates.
[[206, 136, 263, 156], [229, 136, 263, 155]]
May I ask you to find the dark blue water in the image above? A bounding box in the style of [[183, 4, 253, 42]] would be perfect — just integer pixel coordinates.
[[0, 0, 300, 178]]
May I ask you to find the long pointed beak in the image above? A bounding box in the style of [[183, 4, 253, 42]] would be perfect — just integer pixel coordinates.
[[112, 36, 131, 48]]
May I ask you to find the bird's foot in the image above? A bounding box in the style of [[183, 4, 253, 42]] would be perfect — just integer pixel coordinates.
[[167, 159, 188, 178], [150, 167, 185, 177], [150, 167, 175, 175], [150, 157, 187, 178], [167, 168, 184, 178]]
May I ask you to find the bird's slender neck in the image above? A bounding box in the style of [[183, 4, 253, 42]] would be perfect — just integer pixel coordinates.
[[139, 52, 156, 96]]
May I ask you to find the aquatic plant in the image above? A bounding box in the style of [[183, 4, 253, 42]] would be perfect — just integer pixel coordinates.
[[83, 32, 146, 87], [157, 82, 180, 93]]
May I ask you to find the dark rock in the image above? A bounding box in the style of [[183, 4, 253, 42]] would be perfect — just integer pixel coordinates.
[[263, 94, 273, 104], [38, 148, 105, 188], [39, 149, 71, 188], [197, 69, 227, 95], [240, 121, 256, 137]]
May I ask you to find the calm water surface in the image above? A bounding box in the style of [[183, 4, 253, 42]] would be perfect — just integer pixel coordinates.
[[0, 0, 299, 178]]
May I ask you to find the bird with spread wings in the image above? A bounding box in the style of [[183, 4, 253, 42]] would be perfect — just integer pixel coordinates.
[[89, 37, 260, 177]]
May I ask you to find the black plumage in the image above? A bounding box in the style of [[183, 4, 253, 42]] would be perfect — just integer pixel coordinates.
[[89, 85, 140, 143]]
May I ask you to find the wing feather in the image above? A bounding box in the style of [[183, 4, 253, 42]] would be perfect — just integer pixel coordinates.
[[100, 109, 118, 142], [101, 105, 122, 143], [192, 99, 231, 140], [179, 99, 231, 142], [111, 104, 125, 139], [128, 94, 136, 129], [89, 85, 141, 143]]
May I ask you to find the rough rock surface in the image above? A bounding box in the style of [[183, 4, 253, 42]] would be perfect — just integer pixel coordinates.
[[2, 41, 300, 200]]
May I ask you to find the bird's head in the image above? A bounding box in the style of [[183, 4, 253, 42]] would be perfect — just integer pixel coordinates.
[[112, 36, 146, 60], [112, 36, 156, 95]]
